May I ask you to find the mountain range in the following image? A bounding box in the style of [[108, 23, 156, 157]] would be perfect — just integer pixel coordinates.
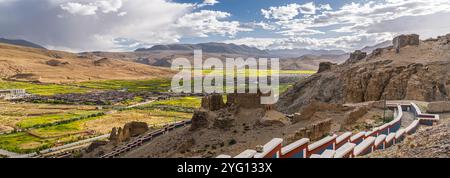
[[0, 38, 46, 49]]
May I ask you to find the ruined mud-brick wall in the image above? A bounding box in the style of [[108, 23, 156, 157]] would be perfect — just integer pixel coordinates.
[[291, 119, 332, 141], [293, 102, 347, 122], [345, 107, 369, 125], [201, 94, 226, 111], [227, 93, 265, 109]]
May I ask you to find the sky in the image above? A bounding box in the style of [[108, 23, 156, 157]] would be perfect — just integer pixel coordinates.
[[1, 0, 450, 52]]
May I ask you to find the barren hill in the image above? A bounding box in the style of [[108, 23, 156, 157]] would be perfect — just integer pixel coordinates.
[[277, 33, 450, 114], [0, 43, 174, 83]]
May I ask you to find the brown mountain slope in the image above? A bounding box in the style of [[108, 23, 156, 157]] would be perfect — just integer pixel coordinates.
[[277, 34, 450, 114], [0, 43, 174, 83]]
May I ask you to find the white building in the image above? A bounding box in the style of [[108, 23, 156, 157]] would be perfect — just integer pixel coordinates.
[[0, 89, 27, 100]]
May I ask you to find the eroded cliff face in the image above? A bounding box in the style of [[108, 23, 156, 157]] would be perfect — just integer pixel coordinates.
[[277, 34, 450, 114]]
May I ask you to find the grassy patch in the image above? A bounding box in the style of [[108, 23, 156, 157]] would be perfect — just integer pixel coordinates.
[[16, 111, 104, 129], [0, 132, 51, 153], [145, 97, 201, 109], [77, 79, 172, 93], [0, 80, 90, 96]]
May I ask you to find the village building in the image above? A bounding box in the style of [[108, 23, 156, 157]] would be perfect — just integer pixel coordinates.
[[0, 89, 27, 100]]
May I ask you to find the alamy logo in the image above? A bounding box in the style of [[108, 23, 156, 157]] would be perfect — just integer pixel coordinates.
[[171, 50, 280, 104]]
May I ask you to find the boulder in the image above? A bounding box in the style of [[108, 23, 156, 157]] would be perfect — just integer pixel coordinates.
[[46, 59, 68, 66], [427, 101, 450, 113], [393, 34, 420, 53]]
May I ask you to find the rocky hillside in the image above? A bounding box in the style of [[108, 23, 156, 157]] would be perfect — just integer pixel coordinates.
[[0, 43, 174, 83], [277, 33, 450, 114]]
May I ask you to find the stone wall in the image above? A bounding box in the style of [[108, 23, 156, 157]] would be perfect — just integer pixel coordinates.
[[291, 119, 332, 141], [393, 34, 420, 53], [293, 101, 347, 122], [227, 93, 264, 109], [427, 101, 450, 113]]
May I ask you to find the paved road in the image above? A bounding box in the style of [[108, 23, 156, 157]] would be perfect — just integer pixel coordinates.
[[126, 100, 155, 108]]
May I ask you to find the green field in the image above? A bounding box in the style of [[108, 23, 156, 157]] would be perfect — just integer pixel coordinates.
[[77, 79, 172, 92], [196, 69, 316, 76], [0, 78, 173, 95], [143, 96, 202, 109], [0, 80, 91, 96], [16, 111, 104, 129]]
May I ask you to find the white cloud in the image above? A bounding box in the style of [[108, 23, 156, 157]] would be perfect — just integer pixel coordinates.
[[298, 2, 315, 15], [255, 0, 450, 50], [318, 4, 332, 11], [197, 0, 219, 7], [117, 11, 127, 16], [60, 0, 123, 15], [202, 0, 218, 6], [96, 0, 123, 13], [174, 10, 252, 38], [0, 0, 249, 51], [262, 3, 303, 21], [60, 2, 98, 16]]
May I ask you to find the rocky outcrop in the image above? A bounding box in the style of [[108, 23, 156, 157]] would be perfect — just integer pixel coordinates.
[[277, 59, 450, 114], [318, 62, 337, 73], [345, 50, 367, 64], [46, 59, 68, 66], [109, 122, 149, 144], [427, 101, 450, 113], [278, 33, 450, 113], [394, 34, 420, 53]]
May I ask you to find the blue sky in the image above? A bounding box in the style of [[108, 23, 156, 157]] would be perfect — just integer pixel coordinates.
[[1, 0, 450, 52]]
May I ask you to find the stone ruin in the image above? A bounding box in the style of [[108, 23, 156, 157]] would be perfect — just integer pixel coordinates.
[[317, 62, 337, 73], [201, 94, 226, 111], [190, 93, 282, 131], [227, 93, 266, 109], [109, 122, 149, 145], [393, 34, 420, 53]]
